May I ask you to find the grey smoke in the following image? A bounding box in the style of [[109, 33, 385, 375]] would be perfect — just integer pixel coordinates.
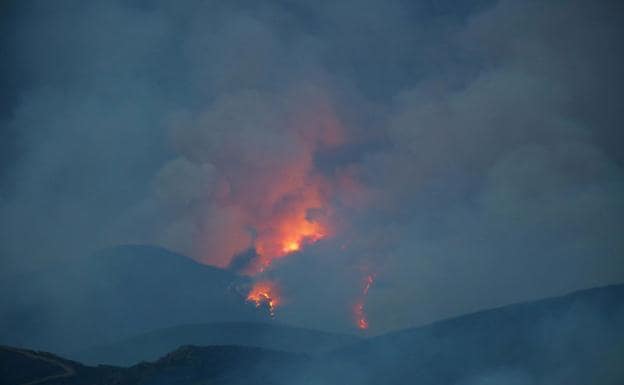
[[0, 0, 623, 338]]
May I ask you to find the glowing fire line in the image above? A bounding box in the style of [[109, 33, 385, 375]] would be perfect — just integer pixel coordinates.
[[246, 280, 281, 317], [355, 274, 375, 330]]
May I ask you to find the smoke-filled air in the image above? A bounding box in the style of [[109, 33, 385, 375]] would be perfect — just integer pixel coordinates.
[[1, 1, 623, 385]]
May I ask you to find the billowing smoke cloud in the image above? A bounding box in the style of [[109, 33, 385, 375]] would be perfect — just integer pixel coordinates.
[[150, 86, 349, 271], [1, 0, 623, 338]]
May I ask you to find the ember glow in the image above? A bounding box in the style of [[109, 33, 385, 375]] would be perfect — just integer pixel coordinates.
[[246, 280, 281, 317], [354, 274, 375, 330]]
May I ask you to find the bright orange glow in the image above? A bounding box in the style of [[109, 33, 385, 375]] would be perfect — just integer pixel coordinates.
[[283, 241, 301, 253], [247, 178, 331, 275], [354, 274, 375, 330], [246, 280, 281, 317]]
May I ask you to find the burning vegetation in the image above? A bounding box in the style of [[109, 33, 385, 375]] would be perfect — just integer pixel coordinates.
[[246, 280, 281, 318], [354, 274, 375, 330], [244, 214, 327, 317]]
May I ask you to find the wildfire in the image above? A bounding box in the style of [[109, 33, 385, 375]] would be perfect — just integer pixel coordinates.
[[188, 93, 370, 324], [354, 274, 375, 330], [246, 280, 281, 317], [250, 179, 330, 274], [283, 241, 300, 253], [257, 219, 326, 261], [241, 180, 331, 315], [354, 302, 367, 329]]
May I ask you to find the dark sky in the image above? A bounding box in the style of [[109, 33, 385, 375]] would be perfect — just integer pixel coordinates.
[[1, 0, 623, 335]]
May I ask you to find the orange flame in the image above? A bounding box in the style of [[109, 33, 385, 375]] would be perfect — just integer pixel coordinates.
[[354, 274, 375, 330], [254, 218, 327, 269], [249, 177, 331, 274], [246, 280, 281, 317]]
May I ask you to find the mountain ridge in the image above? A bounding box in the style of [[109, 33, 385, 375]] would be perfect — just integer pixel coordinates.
[[0, 244, 263, 354], [74, 321, 360, 366], [2, 282, 622, 385]]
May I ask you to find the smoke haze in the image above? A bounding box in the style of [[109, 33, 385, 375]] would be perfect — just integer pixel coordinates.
[[1, 0, 623, 339]]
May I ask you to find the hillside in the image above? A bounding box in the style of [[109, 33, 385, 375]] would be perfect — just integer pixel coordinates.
[[0, 245, 263, 354], [120, 345, 309, 385], [74, 322, 359, 366], [1, 345, 308, 385], [324, 284, 624, 385], [1, 345, 75, 385], [2, 283, 623, 385]]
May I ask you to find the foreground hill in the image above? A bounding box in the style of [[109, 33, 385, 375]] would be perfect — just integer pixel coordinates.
[[74, 322, 359, 366], [1, 245, 262, 354], [2, 284, 623, 385], [0, 345, 77, 385], [0, 345, 129, 385], [120, 345, 308, 385], [1, 345, 307, 385]]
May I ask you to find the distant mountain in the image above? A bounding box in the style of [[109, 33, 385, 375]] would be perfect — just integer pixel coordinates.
[[74, 322, 360, 366], [0, 245, 263, 354], [2, 284, 623, 385]]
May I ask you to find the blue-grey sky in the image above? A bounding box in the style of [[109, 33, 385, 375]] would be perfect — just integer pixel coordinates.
[[1, 0, 623, 337]]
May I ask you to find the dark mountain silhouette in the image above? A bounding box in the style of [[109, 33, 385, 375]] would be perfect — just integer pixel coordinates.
[[1, 345, 307, 385], [0, 345, 130, 385], [1, 345, 76, 385], [74, 322, 359, 366], [0, 245, 263, 354], [2, 283, 623, 385], [121, 345, 308, 385]]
